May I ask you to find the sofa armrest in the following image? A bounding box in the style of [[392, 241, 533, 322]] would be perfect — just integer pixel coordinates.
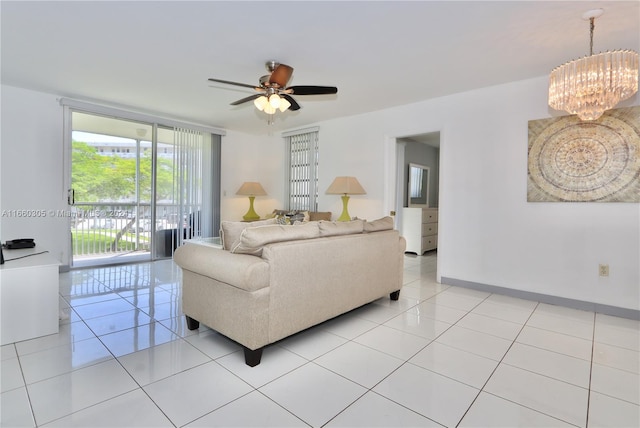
[[174, 243, 270, 292]]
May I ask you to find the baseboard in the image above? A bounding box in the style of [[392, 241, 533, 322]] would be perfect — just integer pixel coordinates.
[[441, 277, 640, 321]]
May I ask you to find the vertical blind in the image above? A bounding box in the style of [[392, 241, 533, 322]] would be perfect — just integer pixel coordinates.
[[171, 128, 217, 250], [285, 128, 319, 211]]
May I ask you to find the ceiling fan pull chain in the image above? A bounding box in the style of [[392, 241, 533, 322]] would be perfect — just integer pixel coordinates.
[[589, 17, 594, 56]]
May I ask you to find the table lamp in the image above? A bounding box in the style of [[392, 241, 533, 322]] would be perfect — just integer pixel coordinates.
[[236, 182, 267, 221], [326, 176, 366, 221]]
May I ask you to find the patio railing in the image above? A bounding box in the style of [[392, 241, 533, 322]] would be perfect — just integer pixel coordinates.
[[71, 203, 182, 259]]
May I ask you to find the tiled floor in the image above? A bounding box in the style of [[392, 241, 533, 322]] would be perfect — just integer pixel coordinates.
[[2, 253, 639, 427]]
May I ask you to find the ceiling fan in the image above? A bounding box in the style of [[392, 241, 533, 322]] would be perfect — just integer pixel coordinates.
[[208, 60, 338, 114]]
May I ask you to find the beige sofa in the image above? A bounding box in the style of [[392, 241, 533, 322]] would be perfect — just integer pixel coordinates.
[[173, 217, 406, 366]]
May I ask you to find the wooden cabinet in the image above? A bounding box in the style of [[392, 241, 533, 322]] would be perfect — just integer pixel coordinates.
[[402, 207, 438, 255]]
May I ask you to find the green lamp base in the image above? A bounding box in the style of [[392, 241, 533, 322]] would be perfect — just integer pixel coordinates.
[[337, 195, 352, 222], [242, 196, 260, 221]]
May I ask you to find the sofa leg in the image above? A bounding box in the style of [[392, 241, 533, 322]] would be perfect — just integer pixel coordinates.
[[243, 347, 263, 367], [390, 290, 401, 300], [185, 315, 200, 330]]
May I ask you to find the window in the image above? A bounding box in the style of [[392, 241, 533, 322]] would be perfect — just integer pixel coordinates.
[[284, 128, 319, 211], [61, 98, 224, 267]]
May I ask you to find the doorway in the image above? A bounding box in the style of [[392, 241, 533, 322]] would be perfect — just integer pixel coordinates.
[[397, 132, 440, 211], [394, 132, 441, 272]]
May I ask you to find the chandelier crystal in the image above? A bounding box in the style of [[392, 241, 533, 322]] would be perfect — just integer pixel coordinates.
[[548, 9, 639, 121]]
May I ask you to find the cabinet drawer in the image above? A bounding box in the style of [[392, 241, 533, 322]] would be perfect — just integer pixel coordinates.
[[422, 234, 437, 251], [422, 209, 438, 223], [422, 223, 438, 236]]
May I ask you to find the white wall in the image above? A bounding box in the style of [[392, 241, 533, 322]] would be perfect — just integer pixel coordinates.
[[298, 76, 639, 310], [220, 129, 283, 221], [1, 86, 69, 264]]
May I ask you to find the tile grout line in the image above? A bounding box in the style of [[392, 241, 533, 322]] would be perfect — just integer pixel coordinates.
[[585, 311, 597, 428], [457, 300, 591, 427]]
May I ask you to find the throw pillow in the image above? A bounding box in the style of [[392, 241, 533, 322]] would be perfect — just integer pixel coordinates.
[[318, 219, 365, 237], [232, 222, 320, 256], [288, 212, 305, 224], [270, 209, 311, 224], [220, 218, 277, 251], [309, 211, 331, 221], [275, 215, 291, 225], [364, 216, 394, 232]]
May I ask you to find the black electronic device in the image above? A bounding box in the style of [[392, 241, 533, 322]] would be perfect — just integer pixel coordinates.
[[5, 239, 36, 249]]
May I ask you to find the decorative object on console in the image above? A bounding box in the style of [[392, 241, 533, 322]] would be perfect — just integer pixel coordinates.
[[268, 210, 332, 223], [548, 8, 638, 121], [528, 105, 640, 202], [326, 176, 366, 221], [236, 182, 267, 221]]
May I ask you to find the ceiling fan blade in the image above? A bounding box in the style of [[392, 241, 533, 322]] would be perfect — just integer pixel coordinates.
[[287, 85, 338, 95], [281, 94, 300, 111], [269, 64, 294, 87], [230, 94, 262, 106], [208, 78, 260, 90]]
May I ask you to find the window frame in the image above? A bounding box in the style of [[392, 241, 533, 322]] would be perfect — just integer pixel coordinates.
[[283, 127, 320, 211]]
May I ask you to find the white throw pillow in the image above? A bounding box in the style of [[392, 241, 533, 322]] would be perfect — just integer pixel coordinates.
[[232, 222, 320, 256], [364, 216, 394, 232], [220, 218, 277, 251]]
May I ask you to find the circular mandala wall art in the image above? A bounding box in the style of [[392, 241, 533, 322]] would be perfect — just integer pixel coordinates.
[[527, 106, 640, 202]]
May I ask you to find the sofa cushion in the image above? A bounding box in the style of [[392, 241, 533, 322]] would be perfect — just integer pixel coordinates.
[[364, 216, 394, 232], [318, 219, 364, 237], [220, 218, 277, 251], [232, 222, 321, 256]]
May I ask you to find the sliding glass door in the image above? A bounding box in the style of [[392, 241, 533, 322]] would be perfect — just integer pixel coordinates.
[[68, 111, 220, 268]]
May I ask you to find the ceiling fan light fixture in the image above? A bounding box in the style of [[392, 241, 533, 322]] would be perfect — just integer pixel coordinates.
[[278, 97, 291, 112], [548, 9, 639, 120], [263, 104, 277, 115], [253, 96, 268, 111], [268, 94, 281, 109]]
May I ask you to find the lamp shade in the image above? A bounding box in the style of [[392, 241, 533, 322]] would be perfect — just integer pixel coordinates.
[[236, 182, 267, 196], [326, 177, 366, 195]]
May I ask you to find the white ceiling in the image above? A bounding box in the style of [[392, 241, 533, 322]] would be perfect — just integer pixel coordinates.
[[2, 1, 639, 135]]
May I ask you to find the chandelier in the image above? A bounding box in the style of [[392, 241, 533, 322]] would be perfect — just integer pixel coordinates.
[[548, 9, 638, 121]]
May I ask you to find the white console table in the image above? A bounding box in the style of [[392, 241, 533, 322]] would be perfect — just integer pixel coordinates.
[[1, 247, 60, 345]]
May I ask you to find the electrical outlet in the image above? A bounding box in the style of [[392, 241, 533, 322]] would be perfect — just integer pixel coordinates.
[[390, 210, 396, 216], [599, 264, 609, 277]]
